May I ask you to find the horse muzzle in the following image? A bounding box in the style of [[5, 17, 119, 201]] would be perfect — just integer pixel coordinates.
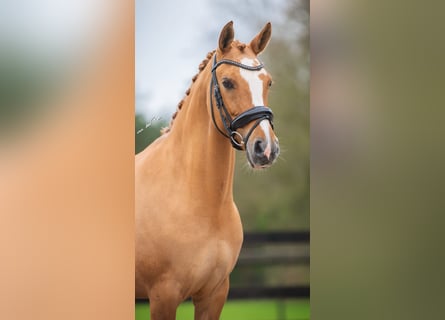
[[246, 135, 280, 169]]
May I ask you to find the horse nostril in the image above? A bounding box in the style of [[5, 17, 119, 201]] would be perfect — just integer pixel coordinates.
[[254, 139, 265, 155]]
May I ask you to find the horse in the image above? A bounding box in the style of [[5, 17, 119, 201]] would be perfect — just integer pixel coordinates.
[[135, 21, 280, 320]]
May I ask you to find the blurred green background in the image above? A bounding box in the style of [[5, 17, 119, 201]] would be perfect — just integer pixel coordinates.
[[310, 1, 445, 320]]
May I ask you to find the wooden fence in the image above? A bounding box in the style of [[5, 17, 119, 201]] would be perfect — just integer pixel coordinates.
[[228, 231, 310, 300]]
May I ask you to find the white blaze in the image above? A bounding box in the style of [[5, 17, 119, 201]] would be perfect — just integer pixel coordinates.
[[259, 120, 272, 159], [239, 58, 266, 106], [240, 58, 272, 158]]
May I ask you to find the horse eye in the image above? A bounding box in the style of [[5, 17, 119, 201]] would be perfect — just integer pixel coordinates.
[[268, 80, 273, 88], [222, 79, 234, 89]]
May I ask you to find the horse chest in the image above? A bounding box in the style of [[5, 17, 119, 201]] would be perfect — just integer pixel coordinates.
[[170, 205, 243, 295], [183, 236, 240, 296], [180, 208, 242, 270]]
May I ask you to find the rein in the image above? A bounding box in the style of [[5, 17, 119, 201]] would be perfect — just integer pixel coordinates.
[[210, 54, 274, 150]]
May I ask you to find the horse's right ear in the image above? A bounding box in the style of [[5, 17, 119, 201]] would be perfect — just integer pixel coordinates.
[[218, 21, 234, 53]]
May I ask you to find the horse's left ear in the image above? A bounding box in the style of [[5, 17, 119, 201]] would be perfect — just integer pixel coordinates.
[[250, 22, 272, 55]]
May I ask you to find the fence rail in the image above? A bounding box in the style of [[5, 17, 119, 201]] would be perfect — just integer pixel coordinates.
[[228, 286, 310, 300], [243, 231, 310, 244]]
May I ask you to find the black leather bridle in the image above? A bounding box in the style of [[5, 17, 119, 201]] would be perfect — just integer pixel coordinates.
[[210, 54, 274, 150]]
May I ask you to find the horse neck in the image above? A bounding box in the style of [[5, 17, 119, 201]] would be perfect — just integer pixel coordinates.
[[167, 62, 236, 204]]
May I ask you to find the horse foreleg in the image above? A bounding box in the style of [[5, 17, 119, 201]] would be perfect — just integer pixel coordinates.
[[193, 277, 230, 320], [148, 283, 182, 320]]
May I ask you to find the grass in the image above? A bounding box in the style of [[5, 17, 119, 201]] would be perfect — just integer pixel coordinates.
[[135, 298, 310, 320]]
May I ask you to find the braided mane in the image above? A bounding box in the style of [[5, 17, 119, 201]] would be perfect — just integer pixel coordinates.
[[161, 50, 216, 135]]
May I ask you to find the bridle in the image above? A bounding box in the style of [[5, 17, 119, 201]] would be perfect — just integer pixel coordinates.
[[210, 54, 274, 150]]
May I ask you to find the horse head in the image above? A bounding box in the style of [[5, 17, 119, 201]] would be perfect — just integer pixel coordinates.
[[210, 21, 280, 169]]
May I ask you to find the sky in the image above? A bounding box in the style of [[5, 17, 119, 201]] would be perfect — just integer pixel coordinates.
[[136, 0, 216, 119], [135, 0, 288, 120], [1, 0, 292, 122]]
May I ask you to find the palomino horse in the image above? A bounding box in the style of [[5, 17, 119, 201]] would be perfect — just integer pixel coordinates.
[[136, 21, 280, 319]]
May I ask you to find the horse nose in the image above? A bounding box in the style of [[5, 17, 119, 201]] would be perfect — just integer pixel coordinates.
[[254, 138, 278, 161], [250, 137, 279, 167]]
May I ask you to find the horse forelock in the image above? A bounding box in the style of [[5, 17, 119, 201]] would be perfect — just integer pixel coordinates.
[[233, 40, 246, 51]]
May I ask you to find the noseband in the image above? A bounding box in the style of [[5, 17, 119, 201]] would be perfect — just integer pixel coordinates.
[[210, 55, 274, 150]]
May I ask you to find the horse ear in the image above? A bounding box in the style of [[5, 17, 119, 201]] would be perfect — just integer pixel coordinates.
[[218, 21, 234, 53], [250, 22, 272, 55]]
